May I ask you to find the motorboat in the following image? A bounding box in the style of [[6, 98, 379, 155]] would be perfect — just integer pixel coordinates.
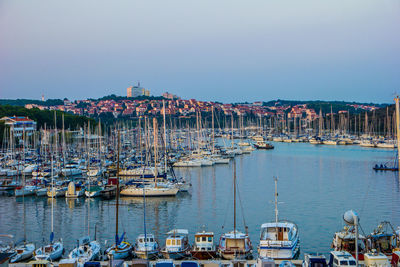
[[302, 253, 327, 267], [134, 234, 160, 260], [331, 226, 365, 260], [218, 230, 252, 260], [65, 182, 85, 198], [363, 251, 390, 267], [161, 229, 191, 260], [328, 251, 356, 267], [254, 141, 274, 150], [191, 230, 217, 260], [258, 178, 299, 259]]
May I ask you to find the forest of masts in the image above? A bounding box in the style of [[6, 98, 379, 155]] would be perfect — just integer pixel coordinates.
[[1, 107, 395, 153]]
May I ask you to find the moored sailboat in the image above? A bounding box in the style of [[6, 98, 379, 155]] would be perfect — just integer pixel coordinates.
[[105, 130, 133, 260], [218, 159, 252, 260], [35, 155, 64, 261]]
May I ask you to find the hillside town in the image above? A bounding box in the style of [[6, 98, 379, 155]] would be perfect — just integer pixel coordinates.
[[22, 85, 380, 122]]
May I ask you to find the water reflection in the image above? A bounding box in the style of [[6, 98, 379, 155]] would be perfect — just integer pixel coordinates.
[[1, 143, 400, 256]]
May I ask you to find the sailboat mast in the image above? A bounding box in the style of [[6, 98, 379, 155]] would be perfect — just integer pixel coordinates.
[[233, 159, 236, 236], [231, 114, 234, 148], [87, 122, 90, 236], [274, 177, 278, 224], [212, 106, 215, 154], [163, 101, 167, 173], [51, 149, 54, 236], [394, 96, 400, 169], [116, 129, 120, 239], [22, 129, 26, 243], [153, 118, 158, 187]]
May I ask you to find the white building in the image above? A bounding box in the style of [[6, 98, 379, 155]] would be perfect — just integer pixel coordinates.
[[0, 116, 37, 137], [127, 82, 150, 98]]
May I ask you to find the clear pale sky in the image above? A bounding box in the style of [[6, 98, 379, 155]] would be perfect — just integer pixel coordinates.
[[0, 0, 399, 103]]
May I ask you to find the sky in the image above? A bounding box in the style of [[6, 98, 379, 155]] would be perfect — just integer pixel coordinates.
[[0, 0, 399, 104]]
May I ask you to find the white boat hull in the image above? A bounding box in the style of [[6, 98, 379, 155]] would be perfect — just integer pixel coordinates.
[[120, 186, 179, 197], [10, 243, 35, 263], [34, 242, 64, 261]]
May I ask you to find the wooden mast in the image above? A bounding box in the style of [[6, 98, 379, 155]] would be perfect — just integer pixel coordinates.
[[116, 129, 120, 241]]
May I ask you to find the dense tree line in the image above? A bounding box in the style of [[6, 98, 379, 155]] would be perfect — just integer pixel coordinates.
[[0, 105, 97, 131], [263, 99, 388, 114], [0, 98, 64, 106]]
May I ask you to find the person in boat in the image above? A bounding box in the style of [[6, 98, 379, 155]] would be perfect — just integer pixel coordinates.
[[380, 164, 384, 169], [375, 164, 379, 169]]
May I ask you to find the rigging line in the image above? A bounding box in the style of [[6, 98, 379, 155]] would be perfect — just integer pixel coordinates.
[[236, 177, 247, 228], [359, 172, 374, 218], [222, 173, 234, 229]]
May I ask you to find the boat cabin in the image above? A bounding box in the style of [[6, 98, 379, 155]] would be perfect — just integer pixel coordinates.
[[328, 251, 356, 267], [219, 230, 251, 253], [155, 260, 176, 267], [256, 257, 275, 267], [193, 232, 215, 252], [165, 229, 189, 252], [303, 254, 327, 267], [260, 222, 296, 242], [332, 227, 365, 259], [136, 234, 158, 251], [367, 222, 398, 255], [363, 251, 390, 267]]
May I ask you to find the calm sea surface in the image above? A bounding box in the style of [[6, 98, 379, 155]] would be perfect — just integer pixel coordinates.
[[1, 142, 400, 257]]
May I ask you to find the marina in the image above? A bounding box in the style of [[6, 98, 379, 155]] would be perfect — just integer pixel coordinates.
[[1, 0, 400, 265], [1, 140, 399, 264]]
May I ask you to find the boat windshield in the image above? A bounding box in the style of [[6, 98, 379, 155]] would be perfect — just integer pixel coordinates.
[[226, 238, 244, 249]]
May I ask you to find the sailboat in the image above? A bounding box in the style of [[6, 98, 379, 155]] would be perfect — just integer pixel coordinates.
[[258, 177, 299, 259], [105, 130, 133, 260], [35, 154, 64, 261], [120, 118, 178, 197], [10, 131, 36, 263], [218, 159, 253, 260], [69, 216, 101, 264], [134, 163, 160, 260]]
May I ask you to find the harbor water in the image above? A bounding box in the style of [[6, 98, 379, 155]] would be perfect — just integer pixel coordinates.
[[1, 142, 400, 257]]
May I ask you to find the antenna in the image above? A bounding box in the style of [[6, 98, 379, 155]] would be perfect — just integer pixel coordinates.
[[271, 177, 284, 223]]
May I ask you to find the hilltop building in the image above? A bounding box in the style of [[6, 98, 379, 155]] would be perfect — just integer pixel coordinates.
[[162, 92, 180, 100], [127, 82, 150, 98]]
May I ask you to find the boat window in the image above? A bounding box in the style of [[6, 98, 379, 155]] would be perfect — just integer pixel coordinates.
[[167, 240, 171, 246], [172, 240, 176, 245], [197, 237, 201, 242], [139, 239, 143, 243], [226, 238, 245, 249], [348, 261, 356, 266], [177, 240, 181, 245], [340, 261, 348, 265], [311, 263, 325, 267], [202, 237, 207, 242], [208, 237, 212, 242], [150, 238, 154, 242]]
